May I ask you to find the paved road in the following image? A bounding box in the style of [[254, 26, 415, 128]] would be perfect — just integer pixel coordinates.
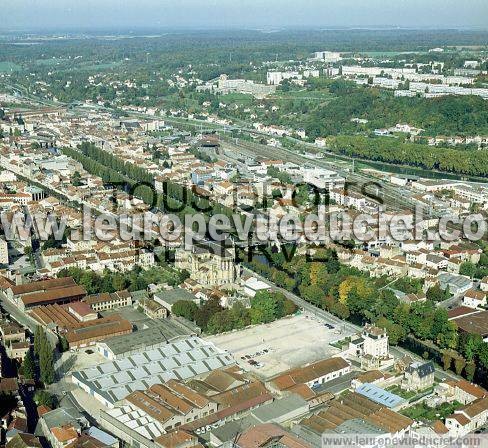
[[437, 292, 464, 310], [438, 281, 479, 310], [0, 291, 58, 346]]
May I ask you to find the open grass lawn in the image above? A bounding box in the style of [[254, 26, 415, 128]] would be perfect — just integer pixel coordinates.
[[401, 401, 462, 422], [0, 61, 21, 72], [360, 51, 428, 57], [272, 89, 335, 102], [386, 385, 417, 400], [35, 58, 71, 66], [219, 92, 255, 103], [76, 61, 124, 71]]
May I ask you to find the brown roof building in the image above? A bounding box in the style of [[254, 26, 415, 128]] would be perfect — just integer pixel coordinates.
[[154, 430, 198, 448], [51, 425, 78, 448], [447, 306, 482, 320], [299, 392, 413, 436], [65, 435, 107, 448], [451, 310, 488, 339], [65, 314, 132, 349], [83, 290, 132, 312], [20, 285, 87, 310], [0, 377, 19, 394], [6, 433, 42, 448], [8, 277, 76, 297], [235, 423, 311, 448], [30, 304, 80, 328], [211, 381, 269, 408], [271, 357, 350, 392], [8, 277, 87, 311], [123, 380, 218, 433]]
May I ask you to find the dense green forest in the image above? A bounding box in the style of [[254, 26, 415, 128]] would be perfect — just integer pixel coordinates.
[[1, 28, 487, 105], [179, 79, 488, 144], [326, 135, 488, 177], [2, 29, 488, 64], [301, 80, 488, 137]]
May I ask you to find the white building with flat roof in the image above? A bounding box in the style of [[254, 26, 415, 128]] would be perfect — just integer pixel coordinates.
[[312, 51, 342, 63], [302, 167, 345, 190]]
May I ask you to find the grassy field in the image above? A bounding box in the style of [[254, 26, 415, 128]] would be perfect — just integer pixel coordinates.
[[35, 58, 71, 66], [360, 51, 427, 57], [271, 89, 335, 102], [401, 401, 461, 421], [0, 61, 21, 72], [68, 61, 124, 72], [386, 385, 417, 400], [219, 92, 255, 103]]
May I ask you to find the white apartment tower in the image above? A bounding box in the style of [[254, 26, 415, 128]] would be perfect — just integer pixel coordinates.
[[362, 325, 389, 358]]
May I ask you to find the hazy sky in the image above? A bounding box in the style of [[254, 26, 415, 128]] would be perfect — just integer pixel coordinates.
[[3, 0, 488, 30]]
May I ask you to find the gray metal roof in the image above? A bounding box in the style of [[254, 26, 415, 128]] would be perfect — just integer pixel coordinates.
[[209, 417, 261, 444], [438, 272, 472, 290], [356, 383, 406, 409], [251, 394, 308, 423], [72, 336, 235, 405], [327, 418, 386, 435], [85, 426, 118, 446], [99, 320, 189, 356], [154, 288, 197, 306], [39, 406, 85, 431], [406, 361, 435, 378]]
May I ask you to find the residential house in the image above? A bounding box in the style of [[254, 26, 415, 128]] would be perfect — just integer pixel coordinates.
[[83, 291, 132, 312], [140, 299, 168, 319], [435, 380, 487, 405], [349, 325, 391, 369], [6, 433, 42, 448], [153, 288, 198, 314], [445, 397, 488, 436], [402, 361, 435, 392], [463, 289, 487, 309], [481, 277, 488, 292]]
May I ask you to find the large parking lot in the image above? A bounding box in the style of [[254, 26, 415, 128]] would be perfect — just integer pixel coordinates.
[[208, 314, 356, 379]]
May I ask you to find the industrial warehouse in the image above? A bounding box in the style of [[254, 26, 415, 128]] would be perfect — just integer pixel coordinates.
[[71, 336, 235, 407]]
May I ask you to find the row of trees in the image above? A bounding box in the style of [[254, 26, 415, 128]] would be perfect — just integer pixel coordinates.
[[326, 135, 488, 177], [58, 265, 188, 295], [244, 246, 488, 378], [62, 143, 234, 221], [29, 326, 55, 385], [172, 290, 297, 335], [21, 327, 55, 384]]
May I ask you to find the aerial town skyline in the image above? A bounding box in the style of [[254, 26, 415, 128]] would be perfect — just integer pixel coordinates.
[[0, 8, 488, 448]]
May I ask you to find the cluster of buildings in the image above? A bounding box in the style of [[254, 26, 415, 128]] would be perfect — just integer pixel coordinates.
[[197, 75, 276, 99], [404, 82, 488, 100], [0, 45, 488, 448], [266, 70, 319, 86], [337, 59, 488, 100]]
